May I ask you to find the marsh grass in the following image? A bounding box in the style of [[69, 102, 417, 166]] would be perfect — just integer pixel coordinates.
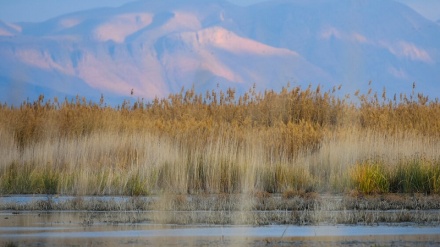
[[351, 160, 390, 194], [0, 84, 439, 196], [350, 157, 440, 194], [3, 242, 18, 247], [391, 158, 440, 194]]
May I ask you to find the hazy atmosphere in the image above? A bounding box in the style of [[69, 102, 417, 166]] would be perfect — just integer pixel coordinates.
[[1, 0, 439, 22], [1, 0, 440, 104]]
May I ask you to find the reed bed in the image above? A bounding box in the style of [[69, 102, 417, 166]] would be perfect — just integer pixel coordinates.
[[1, 84, 439, 196]]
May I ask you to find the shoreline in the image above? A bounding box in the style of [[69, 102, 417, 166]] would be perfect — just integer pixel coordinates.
[[2, 193, 440, 225]]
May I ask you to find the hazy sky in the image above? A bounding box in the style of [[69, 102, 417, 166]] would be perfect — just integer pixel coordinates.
[[0, 0, 439, 23]]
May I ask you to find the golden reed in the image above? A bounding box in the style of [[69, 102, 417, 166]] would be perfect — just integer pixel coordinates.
[[1, 84, 439, 195]]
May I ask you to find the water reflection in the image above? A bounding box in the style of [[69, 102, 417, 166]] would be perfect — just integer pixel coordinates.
[[2, 212, 440, 246]]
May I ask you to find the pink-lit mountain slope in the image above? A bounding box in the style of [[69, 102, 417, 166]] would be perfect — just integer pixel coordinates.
[[1, 0, 439, 105]]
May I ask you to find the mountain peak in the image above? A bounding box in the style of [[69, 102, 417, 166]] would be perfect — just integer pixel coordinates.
[[0, 0, 439, 105]]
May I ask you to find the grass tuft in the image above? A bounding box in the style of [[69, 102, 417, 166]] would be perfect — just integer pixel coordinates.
[[351, 160, 390, 194]]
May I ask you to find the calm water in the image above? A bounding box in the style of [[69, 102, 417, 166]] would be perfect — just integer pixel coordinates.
[[2, 195, 440, 246], [1, 211, 440, 246]]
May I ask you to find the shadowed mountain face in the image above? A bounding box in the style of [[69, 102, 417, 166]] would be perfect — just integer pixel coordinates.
[[1, 0, 439, 105]]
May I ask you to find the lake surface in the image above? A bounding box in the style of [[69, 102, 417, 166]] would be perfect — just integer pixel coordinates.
[[2, 211, 440, 246], [2, 195, 440, 246]]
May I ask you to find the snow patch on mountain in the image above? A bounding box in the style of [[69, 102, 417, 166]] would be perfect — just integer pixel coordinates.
[[381, 41, 433, 64], [93, 13, 153, 43], [0, 20, 21, 36]]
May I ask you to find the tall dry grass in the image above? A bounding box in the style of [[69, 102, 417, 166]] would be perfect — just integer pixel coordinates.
[[1, 84, 439, 195]]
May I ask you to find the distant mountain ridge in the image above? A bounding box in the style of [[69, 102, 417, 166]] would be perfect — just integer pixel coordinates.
[[1, 0, 439, 105]]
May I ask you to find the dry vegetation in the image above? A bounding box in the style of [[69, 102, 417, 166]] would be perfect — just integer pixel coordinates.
[[1, 84, 440, 196], [3, 193, 440, 225]]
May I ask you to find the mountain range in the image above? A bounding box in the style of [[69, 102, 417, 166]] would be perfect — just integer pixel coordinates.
[[1, 0, 439, 105]]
